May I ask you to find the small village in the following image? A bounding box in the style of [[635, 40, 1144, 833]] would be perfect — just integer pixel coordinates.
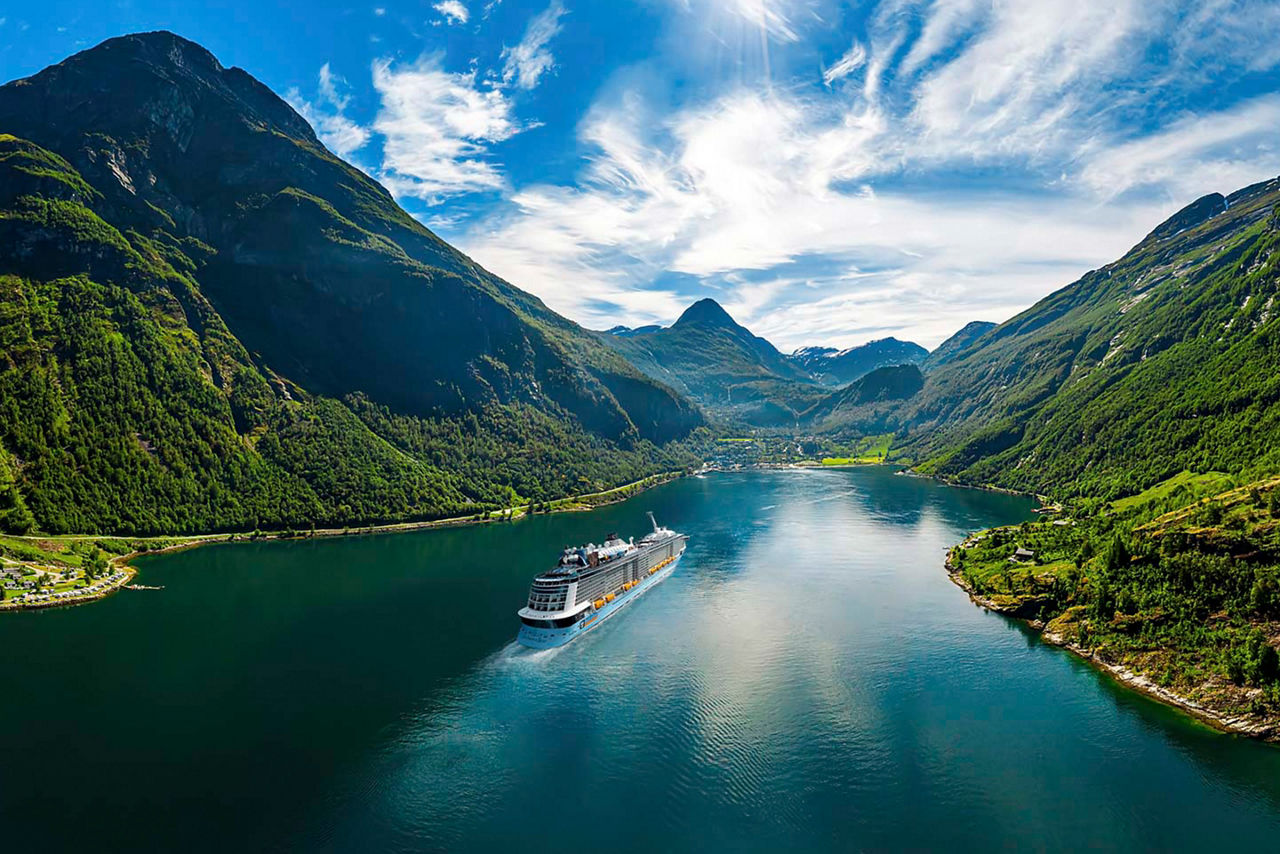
[[705, 433, 894, 470]]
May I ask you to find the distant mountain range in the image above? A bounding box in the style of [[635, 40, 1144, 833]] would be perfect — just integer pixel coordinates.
[[603, 168, 1280, 506], [0, 32, 702, 534], [600, 301, 942, 426], [600, 299, 826, 426], [788, 339, 928, 386]]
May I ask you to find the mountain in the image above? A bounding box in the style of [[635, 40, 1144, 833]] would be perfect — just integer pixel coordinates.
[[804, 364, 925, 431], [0, 32, 704, 535], [895, 177, 1280, 501], [606, 324, 663, 338], [920, 321, 996, 372], [598, 298, 824, 426], [788, 337, 928, 386]]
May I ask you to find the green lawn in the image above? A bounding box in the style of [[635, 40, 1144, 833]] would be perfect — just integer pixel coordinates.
[[1111, 470, 1235, 513], [821, 433, 893, 465]]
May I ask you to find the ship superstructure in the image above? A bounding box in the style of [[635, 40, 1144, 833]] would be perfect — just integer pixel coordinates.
[[516, 513, 688, 648]]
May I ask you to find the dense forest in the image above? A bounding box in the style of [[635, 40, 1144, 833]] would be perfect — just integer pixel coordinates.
[[952, 473, 1280, 725]]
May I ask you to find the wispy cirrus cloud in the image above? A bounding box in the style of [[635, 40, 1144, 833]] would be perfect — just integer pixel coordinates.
[[459, 87, 1166, 346], [287, 0, 1280, 349], [456, 0, 1280, 348], [500, 0, 567, 89], [1079, 95, 1280, 201], [290, 1, 570, 202], [286, 63, 371, 159], [371, 55, 525, 201], [821, 41, 866, 87]]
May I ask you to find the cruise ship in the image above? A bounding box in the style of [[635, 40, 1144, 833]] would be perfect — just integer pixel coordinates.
[[516, 513, 688, 648]]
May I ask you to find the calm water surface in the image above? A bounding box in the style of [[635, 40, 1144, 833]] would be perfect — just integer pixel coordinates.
[[5, 468, 1280, 851]]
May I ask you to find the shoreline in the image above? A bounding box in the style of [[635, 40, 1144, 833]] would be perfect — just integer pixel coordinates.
[[0, 462, 892, 613], [943, 554, 1279, 742], [898, 468, 1048, 504], [0, 564, 137, 612], [0, 469, 689, 612]]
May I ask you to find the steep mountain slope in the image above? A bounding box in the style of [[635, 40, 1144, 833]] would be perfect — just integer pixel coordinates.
[[899, 178, 1280, 500], [599, 298, 824, 426], [804, 365, 924, 431], [0, 32, 703, 534], [789, 337, 927, 386], [920, 321, 996, 372]]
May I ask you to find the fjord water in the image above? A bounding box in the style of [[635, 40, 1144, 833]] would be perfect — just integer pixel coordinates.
[[6, 470, 1280, 850]]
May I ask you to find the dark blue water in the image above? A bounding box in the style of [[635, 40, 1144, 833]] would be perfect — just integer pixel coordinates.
[[4, 468, 1280, 851]]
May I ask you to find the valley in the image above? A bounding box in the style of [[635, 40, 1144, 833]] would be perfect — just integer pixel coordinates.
[[8, 2, 1280, 849], [4, 29, 1280, 745]]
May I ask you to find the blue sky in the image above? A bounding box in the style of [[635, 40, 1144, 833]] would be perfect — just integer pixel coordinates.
[[5, 1, 1280, 350]]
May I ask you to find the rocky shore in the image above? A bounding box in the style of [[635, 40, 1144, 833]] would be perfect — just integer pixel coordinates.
[[944, 551, 1280, 742]]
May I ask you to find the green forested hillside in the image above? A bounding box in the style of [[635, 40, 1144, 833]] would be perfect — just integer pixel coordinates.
[[0, 34, 704, 535], [898, 178, 1280, 500], [804, 365, 924, 432], [951, 474, 1280, 727], [919, 321, 995, 372], [600, 298, 825, 426]]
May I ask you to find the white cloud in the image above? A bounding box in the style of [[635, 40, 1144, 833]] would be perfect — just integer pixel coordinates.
[[286, 63, 371, 159], [822, 41, 866, 87], [895, 0, 985, 77], [1170, 0, 1280, 75], [372, 55, 524, 202], [1078, 95, 1280, 201], [907, 0, 1147, 161], [453, 0, 1280, 348], [459, 86, 1179, 347], [373, 7, 386, 16], [334, 0, 1280, 350], [500, 1, 567, 90], [433, 1, 469, 25]]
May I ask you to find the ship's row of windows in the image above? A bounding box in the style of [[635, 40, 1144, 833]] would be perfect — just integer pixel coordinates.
[[576, 561, 640, 602], [528, 587, 568, 611], [526, 545, 674, 611]]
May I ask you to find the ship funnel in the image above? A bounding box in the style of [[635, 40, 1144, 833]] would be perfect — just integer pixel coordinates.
[[647, 511, 658, 532]]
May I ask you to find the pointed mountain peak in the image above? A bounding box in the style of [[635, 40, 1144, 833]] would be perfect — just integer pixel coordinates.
[[2, 31, 319, 152], [93, 30, 223, 68], [674, 298, 738, 329]]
